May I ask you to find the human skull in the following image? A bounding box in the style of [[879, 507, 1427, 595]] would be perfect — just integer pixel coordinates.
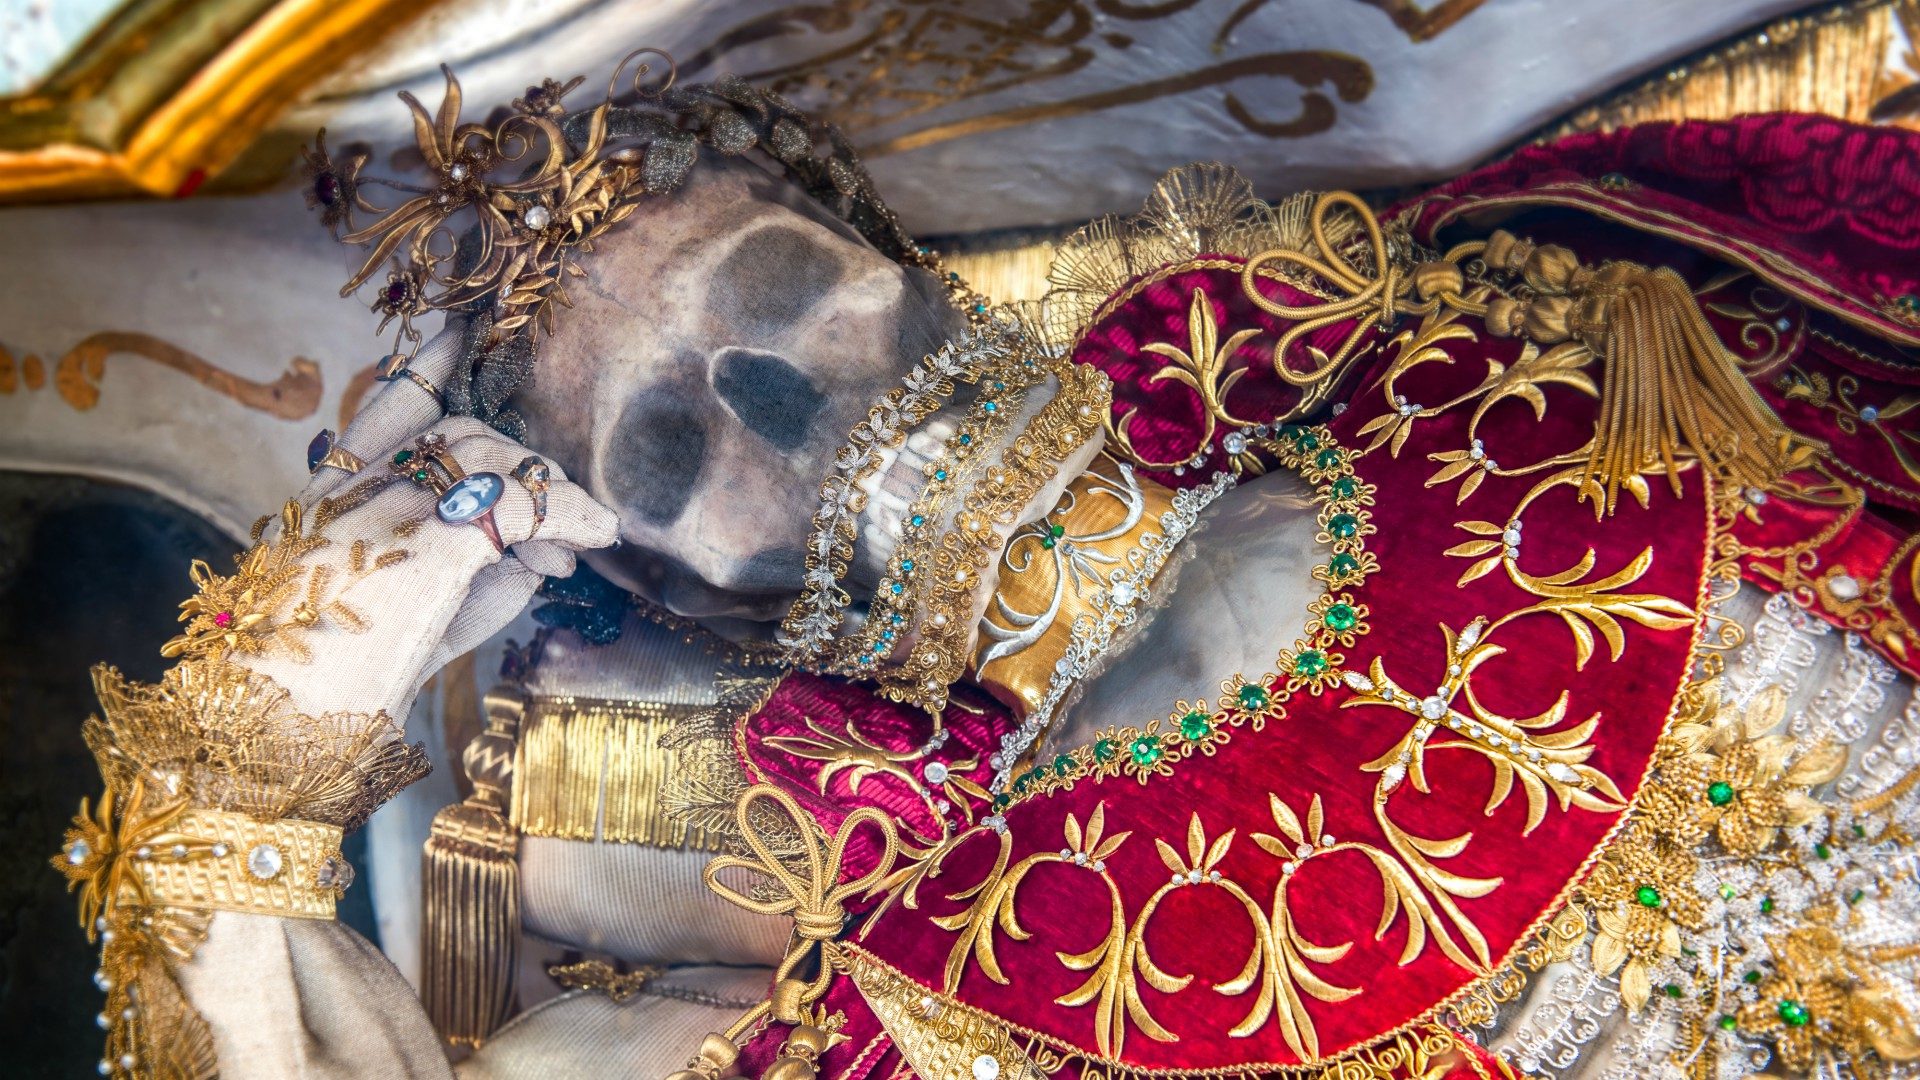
[[515, 153, 966, 622]]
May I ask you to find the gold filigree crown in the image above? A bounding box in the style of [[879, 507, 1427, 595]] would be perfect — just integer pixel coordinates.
[[305, 49, 941, 436]]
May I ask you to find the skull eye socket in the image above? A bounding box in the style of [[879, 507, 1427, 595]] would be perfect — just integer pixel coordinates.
[[712, 347, 825, 452], [712, 224, 846, 343], [606, 395, 708, 527]]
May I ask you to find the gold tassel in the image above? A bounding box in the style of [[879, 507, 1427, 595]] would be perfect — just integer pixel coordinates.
[[1587, 266, 1804, 511], [422, 686, 525, 1047], [1477, 232, 1816, 513]]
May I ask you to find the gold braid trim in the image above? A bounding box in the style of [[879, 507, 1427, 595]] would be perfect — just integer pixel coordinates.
[[881, 360, 1111, 714], [53, 656, 425, 1080]]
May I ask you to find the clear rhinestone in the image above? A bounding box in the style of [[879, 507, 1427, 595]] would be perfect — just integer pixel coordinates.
[[1860, 405, 1880, 422], [1419, 696, 1448, 720], [96, 1012, 109, 1030], [1745, 487, 1769, 505], [66, 840, 91, 865], [1546, 763, 1579, 783], [316, 856, 356, 892], [170, 844, 188, 859], [972, 1054, 1001, 1080], [1829, 574, 1862, 600], [1296, 843, 1313, 859], [924, 762, 950, 786], [1382, 764, 1406, 791], [1223, 432, 1249, 456], [523, 204, 552, 230], [134, 846, 151, 860], [1342, 671, 1376, 691], [94, 969, 112, 990], [1110, 580, 1137, 606], [247, 843, 284, 881], [1776, 317, 1792, 331], [211, 843, 229, 858], [448, 163, 469, 181], [1502, 528, 1521, 546]]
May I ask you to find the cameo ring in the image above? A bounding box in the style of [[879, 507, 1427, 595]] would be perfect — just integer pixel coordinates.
[[306, 429, 366, 475], [376, 352, 444, 407], [513, 456, 551, 531], [437, 471, 506, 553]]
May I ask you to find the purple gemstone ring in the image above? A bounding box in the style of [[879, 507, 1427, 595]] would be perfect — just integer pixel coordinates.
[[306, 429, 366, 475]]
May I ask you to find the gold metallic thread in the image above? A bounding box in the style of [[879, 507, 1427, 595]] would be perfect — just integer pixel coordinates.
[[510, 696, 729, 850]]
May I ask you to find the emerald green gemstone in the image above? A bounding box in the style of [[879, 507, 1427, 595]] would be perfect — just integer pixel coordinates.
[[1897, 293, 1920, 314], [1278, 424, 1305, 442], [1664, 984, 1683, 999], [1328, 513, 1360, 539], [1849, 889, 1865, 905], [1296, 432, 1321, 452], [1315, 448, 1342, 469], [1013, 771, 1032, 792], [1053, 754, 1074, 777], [1330, 476, 1358, 500], [1294, 650, 1328, 677], [1718, 1015, 1738, 1032], [1854, 823, 1869, 838], [1743, 971, 1762, 985], [1760, 896, 1775, 913], [1041, 537, 1056, 549], [1237, 683, 1270, 710], [1815, 842, 1832, 859], [1093, 739, 1116, 763], [1129, 736, 1162, 766], [1777, 1000, 1810, 1027], [392, 449, 415, 466], [1707, 781, 1734, 806], [1324, 603, 1358, 632], [1049, 524, 1065, 538], [412, 469, 430, 483], [993, 793, 1011, 810], [1718, 883, 1737, 900], [1329, 553, 1360, 577], [1635, 885, 1662, 908], [1179, 711, 1212, 740]]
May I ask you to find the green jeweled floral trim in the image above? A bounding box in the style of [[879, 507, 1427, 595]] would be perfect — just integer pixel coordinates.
[[989, 423, 1377, 816]]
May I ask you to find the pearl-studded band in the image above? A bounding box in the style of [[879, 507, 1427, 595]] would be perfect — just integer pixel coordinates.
[[129, 808, 347, 920]]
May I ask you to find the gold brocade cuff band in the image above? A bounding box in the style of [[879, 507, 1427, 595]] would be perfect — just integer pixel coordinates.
[[974, 455, 1179, 716], [131, 808, 347, 920]]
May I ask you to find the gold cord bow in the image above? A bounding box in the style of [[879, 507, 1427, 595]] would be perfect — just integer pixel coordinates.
[[703, 785, 901, 1033]]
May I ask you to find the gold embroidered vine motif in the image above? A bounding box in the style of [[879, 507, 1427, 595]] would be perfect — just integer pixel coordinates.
[[164, 498, 410, 662]]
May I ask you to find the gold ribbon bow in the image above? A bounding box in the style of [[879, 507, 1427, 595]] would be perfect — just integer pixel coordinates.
[[704, 785, 901, 1029]]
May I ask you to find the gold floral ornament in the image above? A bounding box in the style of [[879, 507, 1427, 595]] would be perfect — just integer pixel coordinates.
[[322, 48, 954, 375], [164, 499, 408, 662], [52, 657, 426, 1080], [1737, 915, 1920, 1071], [1580, 679, 1846, 1012], [298, 129, 376, 240]]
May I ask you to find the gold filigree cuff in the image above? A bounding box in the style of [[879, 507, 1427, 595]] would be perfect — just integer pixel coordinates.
[[974, 455, 1179, 715], [131, 809, 347, 920]]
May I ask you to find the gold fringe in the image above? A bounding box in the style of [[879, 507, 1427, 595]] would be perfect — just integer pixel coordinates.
[[421, 687, 523, 1047], [509, 697, 728, 850], [1553, 0, 1905, 135]]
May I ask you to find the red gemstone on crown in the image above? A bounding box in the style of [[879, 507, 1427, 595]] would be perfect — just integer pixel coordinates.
[[213, 611, 234, 628]]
